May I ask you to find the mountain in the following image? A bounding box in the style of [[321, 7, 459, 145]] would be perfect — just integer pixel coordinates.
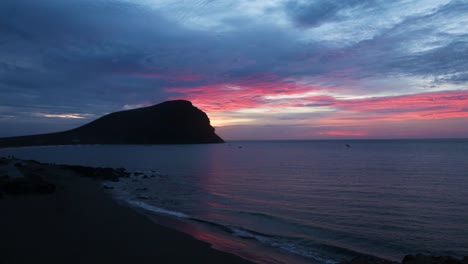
[[0, 100, 224, 147]]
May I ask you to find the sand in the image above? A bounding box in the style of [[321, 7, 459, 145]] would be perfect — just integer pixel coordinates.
[[0, 159, 254, 264]]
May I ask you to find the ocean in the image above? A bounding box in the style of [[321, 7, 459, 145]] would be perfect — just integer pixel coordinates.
[[2, 139, 468, 263]]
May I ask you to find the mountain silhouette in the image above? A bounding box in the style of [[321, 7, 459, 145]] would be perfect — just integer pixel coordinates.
[[0, 100, 224, 147]]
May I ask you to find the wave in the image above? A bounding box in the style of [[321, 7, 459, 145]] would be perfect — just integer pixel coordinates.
[[108, 185, 360, 264], [125, 199, 190, 219], [238, 211, 278, 220], [104, 181, 190, 219], [120, 197, 355, 263], [226, 226, 352, 264]]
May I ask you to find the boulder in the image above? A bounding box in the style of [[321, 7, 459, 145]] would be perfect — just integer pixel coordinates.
[[0, 178, 55, 194], [403, 254, 464, 264], [63, 165, 125, 181], [339, 255, 398, 264]]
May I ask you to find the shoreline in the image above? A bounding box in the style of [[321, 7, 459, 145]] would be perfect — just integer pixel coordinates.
[[0, 158, 253, 264], [1, 157, 467, 264]]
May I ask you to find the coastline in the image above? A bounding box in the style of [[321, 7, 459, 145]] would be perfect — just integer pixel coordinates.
[[0, 158, 253, 264], [1, 157, 467, 264]]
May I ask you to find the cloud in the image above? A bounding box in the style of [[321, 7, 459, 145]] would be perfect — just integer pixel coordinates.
[[332, 90, 468, 121], [34, 113, 94, 119], [0, 0, 467, 138], [336, 0, 468, 83], [285, 0, 375, 28]]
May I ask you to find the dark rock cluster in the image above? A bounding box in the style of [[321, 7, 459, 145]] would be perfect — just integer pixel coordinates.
[[0, 171, 55, 196], [0, 177, 55, 194], [340, 255, 398, 264], [61, 165, 130, 182], [340, 255, 468, 264], [402, 254, 468, 264]]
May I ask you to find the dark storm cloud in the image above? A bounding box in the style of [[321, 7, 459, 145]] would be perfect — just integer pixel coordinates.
[[285, 0, 376, 28]]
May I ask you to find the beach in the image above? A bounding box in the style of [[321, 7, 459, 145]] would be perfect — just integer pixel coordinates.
[[0, 158, 253, 264]]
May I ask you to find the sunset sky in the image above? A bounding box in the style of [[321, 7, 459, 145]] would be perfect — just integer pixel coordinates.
[[1, 0, 467, 139]]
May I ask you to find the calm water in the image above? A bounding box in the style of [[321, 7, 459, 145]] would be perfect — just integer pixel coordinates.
[[2, 139, 468, 263]]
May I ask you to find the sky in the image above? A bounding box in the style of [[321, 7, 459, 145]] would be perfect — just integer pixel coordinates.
[[1, 0, 467, 140]]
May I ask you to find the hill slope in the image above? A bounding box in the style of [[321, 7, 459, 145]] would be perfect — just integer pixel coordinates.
[[0, 100, 224, 147]]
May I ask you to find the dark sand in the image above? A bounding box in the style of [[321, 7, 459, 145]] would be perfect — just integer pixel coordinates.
[[0, 160, 254, 264]]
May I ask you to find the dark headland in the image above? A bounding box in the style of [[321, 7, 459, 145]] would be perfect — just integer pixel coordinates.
[[0, 100, 224, 148]]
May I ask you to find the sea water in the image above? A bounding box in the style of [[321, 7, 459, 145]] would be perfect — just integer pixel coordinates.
[[2, 139, 468, 263]]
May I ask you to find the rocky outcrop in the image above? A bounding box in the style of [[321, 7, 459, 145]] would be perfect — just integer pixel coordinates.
[[340, 255, 468, 264], [0, 158, 55, 195], [402, 254, 468, 264], [61, 165, 130, 182], [0, 170, 55, 195], [0, 177, 55, 194], [339, 255, 398, 264], [0, 100, 224, 147]]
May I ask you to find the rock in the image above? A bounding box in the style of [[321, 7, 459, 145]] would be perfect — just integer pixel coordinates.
[[339, 255, 398, 264], [402, 255, 416, 263], [0, 178, 55, 194], [63, 165, 127, 181], [36, 182, 56, 193], [14, 162, 24, 168], [116, 168, 126, 173], [403, 254, 464, 264]]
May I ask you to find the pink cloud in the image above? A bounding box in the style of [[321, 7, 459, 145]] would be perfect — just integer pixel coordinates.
[[333, 90, 468, 121], [169, 74, 468, 120], [318, 130, 368, 137], [163, 71, 468, 131], [167, 74, 322, 111]]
